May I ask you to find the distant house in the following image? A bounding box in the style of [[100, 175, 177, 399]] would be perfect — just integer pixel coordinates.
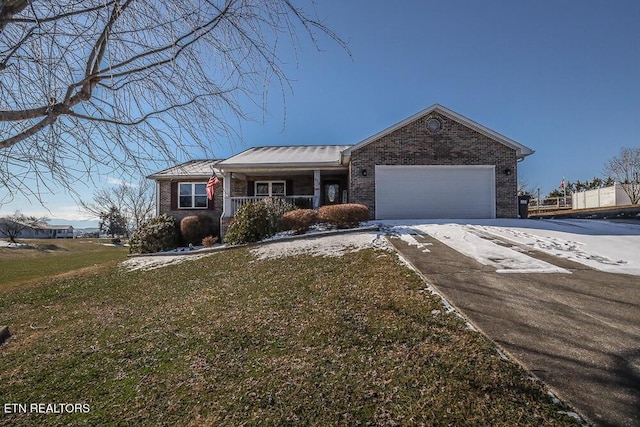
[[148, 104, 535, 236], [0, 220, 74, 239]]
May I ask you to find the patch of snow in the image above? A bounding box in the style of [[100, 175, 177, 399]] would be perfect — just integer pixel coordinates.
[[250, 231, 392, 260], [0, 240, 30, 248], [121, 253, 213, 271]]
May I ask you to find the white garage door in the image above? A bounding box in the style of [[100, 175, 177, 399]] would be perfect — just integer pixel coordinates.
[[375, 165, 496, 219]]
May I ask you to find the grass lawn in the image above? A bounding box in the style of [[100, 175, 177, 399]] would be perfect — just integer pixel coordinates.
[[0, 239, 128, 290], [0, 245, 579, 426]]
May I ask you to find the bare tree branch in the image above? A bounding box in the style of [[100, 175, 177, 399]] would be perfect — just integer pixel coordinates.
[[0, 0, 347, 204]]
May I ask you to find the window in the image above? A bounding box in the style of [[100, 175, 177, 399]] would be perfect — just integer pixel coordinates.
[[255, 181, 286, 197], [179, 182, 208, 208]]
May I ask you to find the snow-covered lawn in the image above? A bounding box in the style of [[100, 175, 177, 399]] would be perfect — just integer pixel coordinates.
[[122, 219, 640, 276], [384, 218, 640, 276]]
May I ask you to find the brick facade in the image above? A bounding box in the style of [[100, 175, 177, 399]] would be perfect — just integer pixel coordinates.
[[349, 112, 518, 218]]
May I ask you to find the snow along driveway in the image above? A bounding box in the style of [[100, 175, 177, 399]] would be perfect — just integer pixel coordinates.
[[382, 218, 640, 276]]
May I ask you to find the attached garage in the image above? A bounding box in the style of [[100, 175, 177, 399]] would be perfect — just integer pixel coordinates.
[[374, 165, 496, 219]]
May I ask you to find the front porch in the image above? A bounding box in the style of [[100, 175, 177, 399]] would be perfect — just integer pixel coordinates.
[[222, 171, 348, 217], [229, 195, 314, 216]]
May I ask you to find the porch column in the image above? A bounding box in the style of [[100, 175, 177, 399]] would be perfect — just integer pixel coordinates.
[[221, 172, 233, 217], [313, 170, 321, 209]]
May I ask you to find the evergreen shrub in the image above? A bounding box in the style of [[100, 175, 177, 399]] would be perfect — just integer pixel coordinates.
[[224, 198, 293, 244], [129, 214, 180, 254]]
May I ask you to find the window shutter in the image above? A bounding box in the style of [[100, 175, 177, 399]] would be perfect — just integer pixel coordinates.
[[170, 182, 178, 210], [247, 180, 254, 196], [286, 180, 293, 196]]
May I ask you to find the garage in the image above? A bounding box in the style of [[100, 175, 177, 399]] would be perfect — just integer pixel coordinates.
[[374, 165, 496, 219]]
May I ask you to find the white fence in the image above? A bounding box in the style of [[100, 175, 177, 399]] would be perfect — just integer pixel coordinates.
[[572, 184, 632, 209]]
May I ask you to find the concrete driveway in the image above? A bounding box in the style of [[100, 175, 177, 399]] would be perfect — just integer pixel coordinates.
[[387, 231, 640, 427]]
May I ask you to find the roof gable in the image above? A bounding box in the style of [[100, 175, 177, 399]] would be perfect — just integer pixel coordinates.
[[344, 104, 534, 159]]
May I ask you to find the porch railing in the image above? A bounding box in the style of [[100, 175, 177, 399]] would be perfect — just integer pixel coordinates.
[[229, 195, 314, 216], [528, 196, 573, 212]]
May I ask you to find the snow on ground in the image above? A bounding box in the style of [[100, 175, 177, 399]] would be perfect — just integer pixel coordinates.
[[120, 219, 640, 276], [380, 219, 640, 276], [0, 240, 30, 248], [121, 252, 213, 272], [387, 222, 570, 274], [250, 231, 391, 260]]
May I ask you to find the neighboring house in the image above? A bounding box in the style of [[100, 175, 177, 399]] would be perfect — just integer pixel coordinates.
[[0, 220, 74, 239], [148, 104, 535, 236]]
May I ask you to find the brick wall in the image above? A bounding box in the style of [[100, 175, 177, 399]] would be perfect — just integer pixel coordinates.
[[349, 112, 518, 218]]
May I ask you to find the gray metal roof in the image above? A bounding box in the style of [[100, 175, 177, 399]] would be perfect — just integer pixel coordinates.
[[147, 159, 223, 179], [217, 145, 350, 170]]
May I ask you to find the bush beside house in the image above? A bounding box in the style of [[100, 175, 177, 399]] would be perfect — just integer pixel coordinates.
[[279, 209, 319, 234], [129, 215, 180, 254], [318, 204, 369, 229], [180, 214, 218, 246], [224, 198, 294, 245], [131, 201, 371, 250]]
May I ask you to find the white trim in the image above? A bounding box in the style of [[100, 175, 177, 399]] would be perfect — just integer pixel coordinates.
[[344, 104, 534, 159]]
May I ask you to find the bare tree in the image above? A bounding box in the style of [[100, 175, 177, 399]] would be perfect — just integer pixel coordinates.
[[81, 179, 154, 235], [0, 211, 46, 242], [0, 1, 347, 204], [604, 147, 640, 204]]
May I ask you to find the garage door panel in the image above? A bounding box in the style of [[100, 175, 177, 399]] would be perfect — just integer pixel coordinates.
[[375, 165, 495, 219]]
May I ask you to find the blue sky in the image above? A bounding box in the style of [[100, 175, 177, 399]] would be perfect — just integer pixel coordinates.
[[2, 0, 639, 224]]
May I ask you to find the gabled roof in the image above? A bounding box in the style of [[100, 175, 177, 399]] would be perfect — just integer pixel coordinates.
[[147, 159, 223, 180], [217, 145, 350, 171], [344, 104, 535, 159]]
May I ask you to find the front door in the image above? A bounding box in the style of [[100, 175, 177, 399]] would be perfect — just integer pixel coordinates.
[[322, 180, 341, 206]]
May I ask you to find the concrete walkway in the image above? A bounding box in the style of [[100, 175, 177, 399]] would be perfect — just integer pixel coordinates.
[[388, 234, 640, 427]]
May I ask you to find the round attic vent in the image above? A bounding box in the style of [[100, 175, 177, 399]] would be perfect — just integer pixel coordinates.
[[426, 117, 443, 133]]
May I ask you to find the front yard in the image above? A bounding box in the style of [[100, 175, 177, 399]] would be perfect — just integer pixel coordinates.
[[0, 242, 578, 425]]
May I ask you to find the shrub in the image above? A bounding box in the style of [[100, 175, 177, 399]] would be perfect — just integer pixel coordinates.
[[280, 209, 319, 234], [318, 204, 370, 229], [224, 198, 293, 245], [129, 214, 180, 254], [180, 214, 218, 245], [202, 235, 218, 247]]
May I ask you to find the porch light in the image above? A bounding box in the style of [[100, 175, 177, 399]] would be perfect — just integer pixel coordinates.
[[361, 169, 368, 176], [503, 168, 512, 176]]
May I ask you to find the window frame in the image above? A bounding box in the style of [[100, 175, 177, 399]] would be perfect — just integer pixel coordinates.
[[178, 182, 208, 209], [254, 180, 286, 197]]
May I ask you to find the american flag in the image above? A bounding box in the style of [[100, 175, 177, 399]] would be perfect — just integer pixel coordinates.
[[206, 176, 219, 200]]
